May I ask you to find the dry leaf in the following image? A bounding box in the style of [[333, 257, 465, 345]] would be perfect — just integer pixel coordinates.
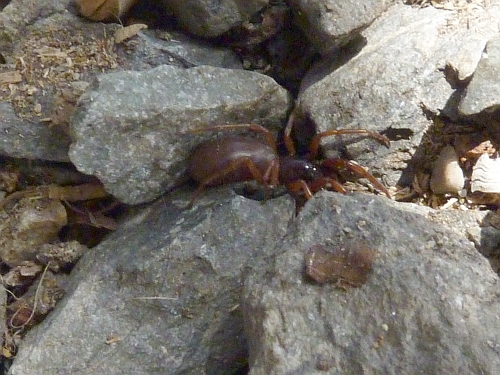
[[0, 71, 22, 84], [2, 347, 13, 358], [466, 140, 496, 159], [114, 24, 148, 44]]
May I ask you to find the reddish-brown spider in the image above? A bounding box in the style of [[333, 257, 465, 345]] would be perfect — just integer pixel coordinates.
[[186, 115, 390, 207]]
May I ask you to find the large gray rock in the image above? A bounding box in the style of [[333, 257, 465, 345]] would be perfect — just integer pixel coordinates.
[[298, 2, 500, 187], [0, 3, 244, 163], [459, 34, 500, 117], [8, 189, 295, 375], [69, 65, 292, 205], [164, 0, 269, 38], [288, 0, 397, 55], [243, 192, 500, 374]]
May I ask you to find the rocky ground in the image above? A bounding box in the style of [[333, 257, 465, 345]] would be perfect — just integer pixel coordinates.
[[1, 0, 500, 374]]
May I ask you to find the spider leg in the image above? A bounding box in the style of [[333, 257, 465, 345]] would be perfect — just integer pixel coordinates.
[[286, 180, 314, 200], [307, 177, 347, 195], [283, 110, 297, 157], [286, 177, 348, 200], [321, 158, 391, 198], [309, 129, 390, 159], [186, 124, 278, 152], [188, 157, 278, 208]]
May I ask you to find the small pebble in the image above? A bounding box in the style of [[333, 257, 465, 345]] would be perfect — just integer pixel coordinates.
[[430, 146, 464, 195]]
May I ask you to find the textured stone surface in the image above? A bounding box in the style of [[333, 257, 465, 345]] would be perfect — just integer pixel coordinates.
[[75, 0, 269, 38], [165, 0, 269, 38], [4, 1, 500, 374], [459, 34, 500, 116], [69, 65, 291, 205], [471, 153, 500, 193], [298, 3, 500, 187], [243, 192, 500, 375], [288, 0, 397, 55], [0, 2, 244, 163], [9, 189, 295, 375], [120, 29, 242, 71], [0, 102, 71, 161]]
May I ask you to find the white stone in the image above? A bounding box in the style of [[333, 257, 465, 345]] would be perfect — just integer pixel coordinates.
[[471, 153, 500, 193], [430, 146, 465, 195]]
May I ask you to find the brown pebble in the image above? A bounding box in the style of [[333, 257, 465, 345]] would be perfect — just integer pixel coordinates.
[[304, 241, 376, 288]]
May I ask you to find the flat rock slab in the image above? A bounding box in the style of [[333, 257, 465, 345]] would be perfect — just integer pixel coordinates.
[[243, 192, 500, 375], [121, 30, 242, 71], [69, 65, 292, 205]]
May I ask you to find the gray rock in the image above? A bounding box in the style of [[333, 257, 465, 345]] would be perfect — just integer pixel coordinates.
[[0, 5, 244, 163], [0, 102, 71, 161], [298, 3, 500, 187], [69, 65, 292, 205], [8, 189, 295, 375], [243, 192, 500, 375], [459, 34, 500, 116], [121, 30, 242, 71], [424, 208, 500, 262], [163, 0, 269, 38], [288, 0, 397, 55]]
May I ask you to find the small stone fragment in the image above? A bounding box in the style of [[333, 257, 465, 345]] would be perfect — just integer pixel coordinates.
[[430, 146, 465, 195], [471, 153, 500, 193], [0, 198, 67, 266], [2, 261, 43, 288], [36, 241, 88, 272], [304, 241, 376, 288]]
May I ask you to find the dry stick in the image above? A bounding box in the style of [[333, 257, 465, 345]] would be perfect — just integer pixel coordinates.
[[0, 276, 20, 301]]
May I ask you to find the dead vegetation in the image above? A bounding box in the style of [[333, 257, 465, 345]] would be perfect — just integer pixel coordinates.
[[0, 22, 118, 126], [0, 23, 126, 360], [0, 166, 124, 359]]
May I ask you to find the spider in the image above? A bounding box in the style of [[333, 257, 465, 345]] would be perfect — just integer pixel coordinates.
[[186, 113, 390, 207]]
